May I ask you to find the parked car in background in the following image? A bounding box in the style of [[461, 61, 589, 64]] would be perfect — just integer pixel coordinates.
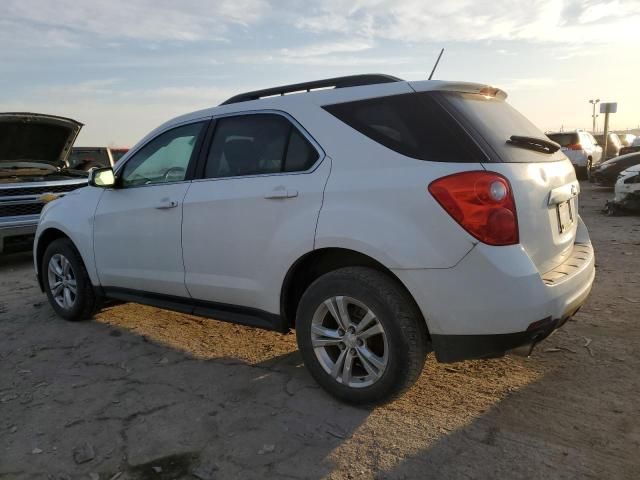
[[0, 113, 87, 254], [68, 147, 129, 171], [616, 133, 636, 148], [546, 130, 602, 179], [594, 133, 623, 160], [608, 163, 640, 213], [620, 136, 640, 157], [591, 151, 640, 187], [110, 148, 129, 165], [35, 74, 594, 404]]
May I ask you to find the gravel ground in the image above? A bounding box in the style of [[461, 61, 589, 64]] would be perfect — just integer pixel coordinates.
[[1, 182, 639, 479]]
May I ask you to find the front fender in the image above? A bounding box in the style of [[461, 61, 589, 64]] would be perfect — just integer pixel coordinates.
[[35, 187, 103, 286]]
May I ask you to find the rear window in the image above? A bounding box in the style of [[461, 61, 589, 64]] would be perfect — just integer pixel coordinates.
[[323, 93, 487, 163], [441, 92, 561, 163], [546, 133, 579, 147]]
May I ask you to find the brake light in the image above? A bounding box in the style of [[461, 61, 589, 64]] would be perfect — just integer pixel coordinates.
[[428, 171, 519, 246], [568, 143, 583, 151]]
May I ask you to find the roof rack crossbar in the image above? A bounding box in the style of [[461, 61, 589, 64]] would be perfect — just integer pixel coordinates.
[[220, 74, 403, 106]]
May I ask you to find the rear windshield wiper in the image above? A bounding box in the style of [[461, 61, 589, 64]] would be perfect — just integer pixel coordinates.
[[506, 135, 561, 154]]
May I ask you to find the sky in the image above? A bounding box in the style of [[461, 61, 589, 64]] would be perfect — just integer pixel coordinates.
[[1, 0, 639, 146]]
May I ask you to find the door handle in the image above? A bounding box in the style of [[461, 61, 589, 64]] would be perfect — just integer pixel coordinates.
[[264, 187, 298, 199], [155, 198, 179, 209]]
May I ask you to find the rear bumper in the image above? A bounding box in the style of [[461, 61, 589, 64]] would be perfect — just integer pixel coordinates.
[[0, 215, 38, 253], [393, 217, 595, 362], [564, 151, 588, 167], [431, 316, 571, 362]]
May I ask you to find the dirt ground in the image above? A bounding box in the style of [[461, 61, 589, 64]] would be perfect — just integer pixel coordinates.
[[1, 182, 639, 480]]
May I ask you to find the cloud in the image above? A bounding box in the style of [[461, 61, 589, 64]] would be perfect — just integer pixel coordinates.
[[233, 39, 409, 67], [288, 0, 640, 45], [279, 40, 374, 58], [1, 0, 270, 44]]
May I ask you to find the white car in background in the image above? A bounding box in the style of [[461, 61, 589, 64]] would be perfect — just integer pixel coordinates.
[[546, 130, 603, 179], [34, 74, 595, 404], [614, 163, 640, 203]]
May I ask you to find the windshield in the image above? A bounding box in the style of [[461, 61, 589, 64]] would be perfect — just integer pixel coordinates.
[[68, 148, 111, 169]]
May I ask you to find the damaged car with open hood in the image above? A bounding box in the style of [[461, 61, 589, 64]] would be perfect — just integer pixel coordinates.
[[0, 113, 88, 254]]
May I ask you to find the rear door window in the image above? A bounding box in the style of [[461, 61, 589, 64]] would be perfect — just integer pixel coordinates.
[[204, 114, 319, 178], [323, 93, 487, 163]]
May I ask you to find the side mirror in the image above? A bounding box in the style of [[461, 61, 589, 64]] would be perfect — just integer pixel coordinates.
[[88, 167, 116, 188]]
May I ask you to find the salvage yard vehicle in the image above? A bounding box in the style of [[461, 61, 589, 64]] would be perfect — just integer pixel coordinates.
[[34, 75, 595, 404], [616, 133, 636, 148], [595, 133, 623, 160], [591, 151, 640, 187], [68, 147, 129, 171], [0, 113, 87, 254], [605, 163, 640, 215], [546, 130, 602, 179], [620, 136, 640, 157]]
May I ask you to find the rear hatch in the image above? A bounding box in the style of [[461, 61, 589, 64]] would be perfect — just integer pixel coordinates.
[[411, 83, 580, 275]]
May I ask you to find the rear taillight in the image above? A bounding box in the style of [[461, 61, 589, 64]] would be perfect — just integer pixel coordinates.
[[428, 171, 519, 246], [568, 143, 583, 151]]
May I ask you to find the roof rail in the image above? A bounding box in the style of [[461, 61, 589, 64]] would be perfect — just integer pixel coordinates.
[[220, 74, 403, 106]]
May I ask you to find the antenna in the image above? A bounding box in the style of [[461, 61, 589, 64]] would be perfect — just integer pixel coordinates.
[[428, 48, 445, 80]]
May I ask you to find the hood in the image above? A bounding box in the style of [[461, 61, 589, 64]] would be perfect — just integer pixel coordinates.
[[0, 112, 83, 167], [623, 164, 640, 174]]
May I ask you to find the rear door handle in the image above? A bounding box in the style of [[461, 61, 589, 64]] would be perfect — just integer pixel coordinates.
[[264, 187, 298, 199], [155, 198, 179, 209]]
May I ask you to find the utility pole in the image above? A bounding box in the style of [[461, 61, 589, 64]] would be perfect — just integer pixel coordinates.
[[589, 99, 600, 133]]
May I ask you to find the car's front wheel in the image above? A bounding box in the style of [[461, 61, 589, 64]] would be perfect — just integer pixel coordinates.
[[42, 238, 98, 321], [296, 267, 429, 404]]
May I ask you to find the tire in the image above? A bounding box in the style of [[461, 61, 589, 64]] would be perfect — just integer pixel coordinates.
[[42, 238, 98, 321], [295, 267, 429, 404], [586, 159, 593, 182]]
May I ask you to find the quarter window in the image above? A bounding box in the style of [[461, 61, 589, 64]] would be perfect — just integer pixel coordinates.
[[120, 122, 205, 188], [205, 114, 318, 178], [323, 93, 486, 163]]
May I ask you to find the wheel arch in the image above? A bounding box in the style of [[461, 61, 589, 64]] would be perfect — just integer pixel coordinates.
[[36, 228, 74, 291], [280, 247, 429, 337]]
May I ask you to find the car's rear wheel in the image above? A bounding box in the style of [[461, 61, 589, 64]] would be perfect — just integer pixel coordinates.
[[43, 238, 98, 321], [296, 267, 428, 404]]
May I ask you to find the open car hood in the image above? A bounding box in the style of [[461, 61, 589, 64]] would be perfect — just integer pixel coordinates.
[[0, 112, 83, 168]]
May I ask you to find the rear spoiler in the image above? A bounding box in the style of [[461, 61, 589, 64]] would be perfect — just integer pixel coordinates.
[[409, 81, 508, 100]]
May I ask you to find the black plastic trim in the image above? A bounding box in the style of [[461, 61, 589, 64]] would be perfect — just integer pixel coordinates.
[[102, 287, 288, 333], [220, 74, 403, 105], [432, 316, 561, 363]]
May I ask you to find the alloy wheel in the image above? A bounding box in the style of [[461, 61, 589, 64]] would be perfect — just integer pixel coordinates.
[[47, 253, 77, 310], [311, 296, 388, 388]]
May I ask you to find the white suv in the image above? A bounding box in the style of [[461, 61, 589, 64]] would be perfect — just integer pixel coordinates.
[[546, 130, 603, 179], [34, 75, 595, 403]]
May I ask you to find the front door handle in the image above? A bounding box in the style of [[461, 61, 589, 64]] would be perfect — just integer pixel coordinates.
[[264, 187, 298, 199], [155, 198, 179, 209]]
